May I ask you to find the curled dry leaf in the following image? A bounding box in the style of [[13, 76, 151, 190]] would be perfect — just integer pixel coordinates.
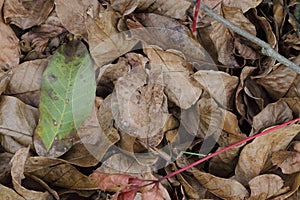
[[181, 97, 224, 140], [193, 70, 239, 108], [251, 99, 293, 135], [25, 156, 99, 190], [10, 147, 51, 199], [0, 69, 11, 95], [112, 53, 168, 139], [235, 123, 300, 186], [210, 4, 257, 66], [20, 23, 67, 58], [190, 169, 249, 200], [223, 0, 262, 13], [127, 13, 210, 65], [86, 8, 138, 67], [144, 45, 202, 109], [256, 65, 298, 100], [248, 174, 287, 199], [76, 102, 120, 163], [210, 20, 238, 67], [271, 150, 300, 174], [111, 0, 191, 20], [0, 96, 38, 153], [55, 0, 98, 40], [0, 184, 25, 200], [0, 21, 19, 70], [272, 172, 300, 200], [3, 0, 54, 29], [5, 59, 48, 107]]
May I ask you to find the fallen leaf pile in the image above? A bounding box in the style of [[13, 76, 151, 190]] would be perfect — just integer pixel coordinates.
[[0, 0, 299, 199]]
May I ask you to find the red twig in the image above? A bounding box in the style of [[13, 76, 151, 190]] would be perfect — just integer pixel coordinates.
[[157, 117, 300, 182], [115, 117, 300, 196], [192, 0, 201, 33]]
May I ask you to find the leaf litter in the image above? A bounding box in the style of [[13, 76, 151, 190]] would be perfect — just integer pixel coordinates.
[[0, 0, 300, 199]]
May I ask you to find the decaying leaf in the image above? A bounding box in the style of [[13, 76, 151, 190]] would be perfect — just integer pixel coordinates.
[[0, 96, 38, 153], [3, 0, 54, 29], [34, 39, 95, 156], [193, 70, 239, 108], [75, 104, 119, 164], [248, 174, 287, 199], [86, 7, 138, 67], [144, 45, 202, 109], [191, 169, 249, 199], [5, 59, 48, 107], [55, 0, 98, 40], [235, 123, 300, 185], [251, 99, 293, 135], [210, 4, 257, 66], [256, 65, 298, 99], [223, 0, 262, 13], [0, 21, 19, 70], [271, 150, 300, 174], [112, 53, 168, 139], [10, 147, 51, 199], [0, 184, 25, 200], [126, 13, 210, 65], [111, 0, 191, 20]]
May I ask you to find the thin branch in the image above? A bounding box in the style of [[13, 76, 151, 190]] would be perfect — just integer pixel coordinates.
[[199, 3, 300, 74]]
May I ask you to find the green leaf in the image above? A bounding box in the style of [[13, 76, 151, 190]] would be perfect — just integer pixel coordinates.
[[35, 40, 95, 151]]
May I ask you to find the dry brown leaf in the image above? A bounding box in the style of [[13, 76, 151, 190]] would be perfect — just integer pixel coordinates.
[[209, 20, 238, 66], [112, 53, 168, 139], [193, 70, 239, 108], [209, 145, 242, 177], [0, 21, 19, 70], [10, 147, 51, 199], [86, 8, 138, 67], [144, 46, 202, 109], [235, 123, 300, 185], [5, 59, 48, 107], [0, 69, 11, 95], [190, 169, 249, 199], [234, 37, 260, 60], [127, 13, 209, 65], [251, 99, 293, 135], [97, 57, 130, 90], [0, 96, 38, 153], [181, 97, 224, 141], [96, 153, 151, 175], [77, 104, 119, 164], [248, 174, 287, 199], [223, 0, 262, 13], [0, 0, 3, 22], [24, 156, 99, 190], [3, 0, 54, 29], [0, 184, 25, 200], [111, 0, 191, 20], [55, 0, 98, 40], [209, 4, 257, 66], [273, 0, 286, 36], [256, 65, 298, 99], [250, 8, 277, 69], [235, 66, 256, 123], [271, 150, 300, 174], [284, 56, 300, 96], [272, 172, 300, 200]]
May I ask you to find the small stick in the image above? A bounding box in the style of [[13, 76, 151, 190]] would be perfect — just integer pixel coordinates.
[[193, 2, 300, 74]]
